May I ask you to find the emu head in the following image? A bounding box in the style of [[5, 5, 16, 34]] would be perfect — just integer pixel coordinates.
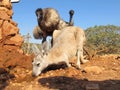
[[35, 8, 43, 21]]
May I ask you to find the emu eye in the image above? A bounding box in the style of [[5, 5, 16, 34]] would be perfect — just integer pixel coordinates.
[[36, 63, 40, 66], [40, 13, 43, 16]]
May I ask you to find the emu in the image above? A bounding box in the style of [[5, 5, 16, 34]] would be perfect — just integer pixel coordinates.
[[32, 26, 88, 76], [33, 8, 74, 43]]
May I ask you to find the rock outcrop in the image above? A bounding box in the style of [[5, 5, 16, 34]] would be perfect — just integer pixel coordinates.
[[0, 0, 33, 69], [0, 0, 23, 50]]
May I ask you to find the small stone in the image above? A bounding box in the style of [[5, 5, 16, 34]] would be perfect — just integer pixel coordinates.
[[83, 66, 103, 74]]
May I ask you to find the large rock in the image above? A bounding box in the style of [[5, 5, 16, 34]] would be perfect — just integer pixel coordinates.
[[2, 21, 19, 36], [0, 6, 13, 16], [0, 10, 10, 20], [0, 0, 12, 9], [5, 34, 23, 46], [10, 19, 18, 26], [0, 0, 33, 70], [0, 0, 23, 49]]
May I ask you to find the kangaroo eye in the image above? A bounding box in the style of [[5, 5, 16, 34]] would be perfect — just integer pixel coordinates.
[[36, 63, 40, 66]]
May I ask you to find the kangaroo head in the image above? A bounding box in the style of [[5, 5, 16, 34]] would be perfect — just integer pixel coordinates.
[[32, 54, 44, 76], [32, 43, 50, 76]]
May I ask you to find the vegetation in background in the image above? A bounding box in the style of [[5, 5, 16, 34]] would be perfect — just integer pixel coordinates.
[[85, 25, 120, 55], [21, 25, 120, 56], [21, 43, 41, 54]]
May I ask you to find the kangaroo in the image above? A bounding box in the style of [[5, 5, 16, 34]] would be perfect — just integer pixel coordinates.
[[32, 26, 88, 76]]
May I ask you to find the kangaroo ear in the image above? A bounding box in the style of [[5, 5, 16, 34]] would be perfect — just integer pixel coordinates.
[[32, 44, 43, 57], [41, 40, 51, 55]]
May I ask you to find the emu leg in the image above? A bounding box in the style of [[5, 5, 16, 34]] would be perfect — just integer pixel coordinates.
[[42, 37, 46, 43]]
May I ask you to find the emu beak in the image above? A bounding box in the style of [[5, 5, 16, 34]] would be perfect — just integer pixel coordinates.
[[37, 15, 40, 19]]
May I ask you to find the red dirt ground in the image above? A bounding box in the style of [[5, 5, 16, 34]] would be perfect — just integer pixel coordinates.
[[0, 47, 120, 90]]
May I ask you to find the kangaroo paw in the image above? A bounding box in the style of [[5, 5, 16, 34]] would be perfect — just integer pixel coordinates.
[[81, 59, 89, 64]]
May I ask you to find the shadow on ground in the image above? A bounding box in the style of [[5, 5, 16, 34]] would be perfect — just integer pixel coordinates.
[[0, 68, 15, 90], [38, 76, 120, 90]]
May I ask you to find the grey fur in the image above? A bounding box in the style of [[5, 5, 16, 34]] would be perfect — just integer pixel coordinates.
[[32, 26, 88, 76]]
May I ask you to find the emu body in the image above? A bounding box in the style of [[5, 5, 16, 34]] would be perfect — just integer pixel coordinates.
[[33, 8, 74, 43], [32, 26, 88, 76]]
